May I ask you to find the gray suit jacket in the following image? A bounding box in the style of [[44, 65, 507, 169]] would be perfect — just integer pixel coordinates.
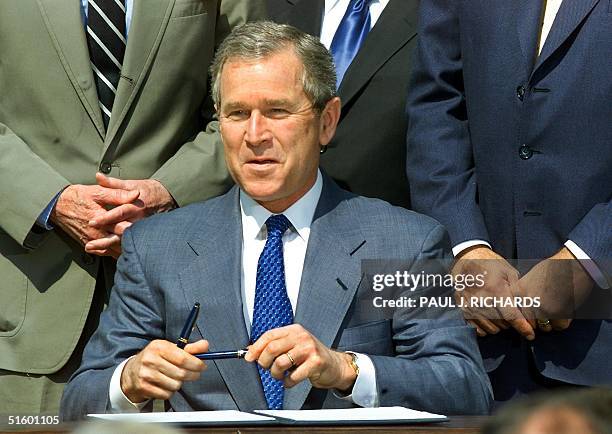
[[60, 175, 492, 419]]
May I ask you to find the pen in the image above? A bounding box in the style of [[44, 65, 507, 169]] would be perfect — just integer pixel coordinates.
[[194, 349, 248, 360], [177, 302, 200, 349]]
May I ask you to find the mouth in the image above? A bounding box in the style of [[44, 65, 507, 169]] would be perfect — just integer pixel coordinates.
[[246, 159, 278, 165]]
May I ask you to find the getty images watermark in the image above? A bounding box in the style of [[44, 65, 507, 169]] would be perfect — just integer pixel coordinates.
[[371, 269, 540, 309], [358, 259, 612, 321]]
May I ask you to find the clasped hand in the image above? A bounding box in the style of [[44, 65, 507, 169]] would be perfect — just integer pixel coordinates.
[[51, 173, 175, 259], [453, 247, 593, 339]]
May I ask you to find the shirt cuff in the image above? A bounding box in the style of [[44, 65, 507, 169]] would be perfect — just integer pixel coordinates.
[[333, 352, 379, 407], [109, 357, 151, 413], [565, 240, 610, 289], [452, 240, 492, 257], [35, 190, 63, 230]]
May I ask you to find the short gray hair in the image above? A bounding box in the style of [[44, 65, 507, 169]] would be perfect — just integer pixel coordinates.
[[210, 21, 337, 112]]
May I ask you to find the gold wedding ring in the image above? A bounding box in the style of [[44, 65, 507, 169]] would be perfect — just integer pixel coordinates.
[[537, 319, 552, 331], [285, 352, 296, 368]]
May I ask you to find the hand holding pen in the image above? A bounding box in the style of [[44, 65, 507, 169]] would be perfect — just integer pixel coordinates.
[[119, 302, 209, 403]]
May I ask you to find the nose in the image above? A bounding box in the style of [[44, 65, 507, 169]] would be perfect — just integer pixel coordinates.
[[245, 111, 271, 146]]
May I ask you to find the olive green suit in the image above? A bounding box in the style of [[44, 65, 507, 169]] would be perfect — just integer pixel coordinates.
[[0, 0, 263, 413]]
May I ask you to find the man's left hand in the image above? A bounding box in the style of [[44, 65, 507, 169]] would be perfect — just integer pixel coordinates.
[[521, 247, 594, 332], [245, 324, 357, 392], [85, 173, 177, 255]]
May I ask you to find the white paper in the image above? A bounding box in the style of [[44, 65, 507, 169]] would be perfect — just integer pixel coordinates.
[[87, 410, 276, 424], [255, 406, 447, 423]]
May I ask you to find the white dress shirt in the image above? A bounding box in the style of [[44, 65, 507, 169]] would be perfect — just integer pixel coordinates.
[[453, 0, 608, 288], [110, 170, 379, 411], [320, 0, 389, 50]]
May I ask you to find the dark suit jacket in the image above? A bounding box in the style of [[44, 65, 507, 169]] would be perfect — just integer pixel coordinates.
[[60, 175, 492, 419], [407, 0, 612, 391], [266, 0, 418, 208]]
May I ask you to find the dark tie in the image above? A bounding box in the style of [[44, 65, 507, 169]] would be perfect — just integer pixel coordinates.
[[251, 214, 293, 410], [86, 0, 127, 129], [330, 0, 374, 87]]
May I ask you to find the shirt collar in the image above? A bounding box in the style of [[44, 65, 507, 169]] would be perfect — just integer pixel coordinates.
[[240, 170, 323, 241]]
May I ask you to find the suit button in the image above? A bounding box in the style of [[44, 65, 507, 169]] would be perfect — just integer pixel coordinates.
[[99, 161, 112, 174], [516, 85, 526, 101], [519, 144, 533, 160]]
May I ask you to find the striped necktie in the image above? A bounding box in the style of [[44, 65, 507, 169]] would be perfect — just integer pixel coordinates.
[[86, 0, 127, 129]]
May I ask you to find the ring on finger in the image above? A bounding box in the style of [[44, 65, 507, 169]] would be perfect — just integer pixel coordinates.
[[285, 352, 296, 368], [537, 319, 552, 331]]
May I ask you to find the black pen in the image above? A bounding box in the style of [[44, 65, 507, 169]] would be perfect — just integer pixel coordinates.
[[194, 349, 248, 360], [177, 302, 200, 349]]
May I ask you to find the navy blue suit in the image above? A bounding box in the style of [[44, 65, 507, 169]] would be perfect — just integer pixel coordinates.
[[407, 0, 612, 401]]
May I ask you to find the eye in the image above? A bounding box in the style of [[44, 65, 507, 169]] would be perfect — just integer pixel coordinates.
[[225, 110, 249, 121], [267, 108, 290, 119]]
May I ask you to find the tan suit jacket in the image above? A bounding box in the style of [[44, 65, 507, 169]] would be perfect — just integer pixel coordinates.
[[0, 0, 263, 375]]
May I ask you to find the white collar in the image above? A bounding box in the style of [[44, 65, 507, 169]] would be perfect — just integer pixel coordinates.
[[240, 170, 323, 241]]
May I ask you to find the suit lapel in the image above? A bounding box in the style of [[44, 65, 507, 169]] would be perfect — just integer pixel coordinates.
[[338, 0, 417, 109], [515, 0, 545, 73], [36, 0, 105, 138], [178, 188, 267, 411], [284, 178, 366, 410], [532, 0, 600, 75], [104, 0, 174, 148]]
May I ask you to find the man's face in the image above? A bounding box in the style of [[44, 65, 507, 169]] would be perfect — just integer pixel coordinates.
[[218, 48, 339, 213]]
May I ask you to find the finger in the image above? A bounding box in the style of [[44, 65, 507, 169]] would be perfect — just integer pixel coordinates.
[[270, 349, 305, 380], [257, 336, 296, 370], [96, 172, 133, 190], [184, 339, 210, 356], [245, 326, 293, 362], [85, 234, 121, 252], [155, 357, 203, 383], [473, 318, 500, 335], [490, 319, 510, 330], [551, 319, 572, 331], [106, 220, 133, 236], [283, 359, 313, 388], [92, 187, 140, 207], [90, 203, 143, 227], [509, 318, 536, 340]]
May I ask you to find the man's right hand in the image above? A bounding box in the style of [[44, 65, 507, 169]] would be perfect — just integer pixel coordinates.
[[121, 339, 208, 403], [50, 184, 139, 258], [452, 246, 535, 340]]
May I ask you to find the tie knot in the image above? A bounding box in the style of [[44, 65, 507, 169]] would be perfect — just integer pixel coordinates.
[[351, 0, 373, 12], [265, 214, 291, 239]]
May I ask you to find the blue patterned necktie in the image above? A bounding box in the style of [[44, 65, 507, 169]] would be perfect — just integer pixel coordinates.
[[251, 214, 294, 410], [330, 0, 374, 87]]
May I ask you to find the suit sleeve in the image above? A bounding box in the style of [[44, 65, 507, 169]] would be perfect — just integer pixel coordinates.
[[568, 202, 612, 287], [151, 0, 267, 206], [0, 122, 70, 247], [60, 226, 163, 420], [369, 224, 493, 415], [406, 1, 489, 246]]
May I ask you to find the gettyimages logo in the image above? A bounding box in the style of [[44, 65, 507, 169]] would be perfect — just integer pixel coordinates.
[[359, 259, 612, 321]]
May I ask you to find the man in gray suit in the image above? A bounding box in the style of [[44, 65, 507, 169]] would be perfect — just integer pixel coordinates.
[[61, 21, 491, 418]]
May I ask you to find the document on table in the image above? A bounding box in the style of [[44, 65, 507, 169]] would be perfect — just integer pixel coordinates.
[[87, 410, 277, 426], [88, 406, 447, 426], [255, 406, 448, 425]]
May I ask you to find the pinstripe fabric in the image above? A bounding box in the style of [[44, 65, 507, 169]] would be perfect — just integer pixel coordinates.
[[86, 0, 126, 129]]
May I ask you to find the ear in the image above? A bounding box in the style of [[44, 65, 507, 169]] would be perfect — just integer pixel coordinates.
[[319, 97, 341, 147]]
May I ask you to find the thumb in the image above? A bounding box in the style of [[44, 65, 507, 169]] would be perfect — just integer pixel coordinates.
[[184, 339, 209, 355], [96, 172, 133, 190], [95, 187, 140, 206]]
